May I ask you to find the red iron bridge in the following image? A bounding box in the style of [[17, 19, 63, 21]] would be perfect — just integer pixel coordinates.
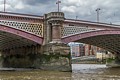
[[0, 11, 120, 71]]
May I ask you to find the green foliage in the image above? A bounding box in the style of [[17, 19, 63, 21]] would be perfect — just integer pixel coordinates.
[[39, 52, 71, 63], [107, 58, 115, 63], [3, 54, 35, 68], [38, 53, 59, 63], [2, 52, 71, 68], [61, 52, 71, 60]]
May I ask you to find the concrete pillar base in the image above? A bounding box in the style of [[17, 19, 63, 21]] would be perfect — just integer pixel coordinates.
[[41, 43, 72, 71]]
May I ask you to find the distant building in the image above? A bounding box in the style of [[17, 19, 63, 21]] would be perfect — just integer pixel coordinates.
[[69, 42, 108, 57], [71, 45, 80, 57], [96, 49, 114, 60], [79, 44, 85, 56], [70, 43, 85, 57], [84, 44, 90, 56], [96, 50, 106, 60], [84, 44, 97, 56]]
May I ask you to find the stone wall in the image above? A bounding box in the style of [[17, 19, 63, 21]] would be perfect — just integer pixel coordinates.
[[1, 43, 72, 71]]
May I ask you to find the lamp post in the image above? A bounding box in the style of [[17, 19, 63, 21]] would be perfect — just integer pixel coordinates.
[[76, 16, 78, 20], [96, 8, 101, 22], [4, 0, 6, 12], [56, 0, 61, 12]]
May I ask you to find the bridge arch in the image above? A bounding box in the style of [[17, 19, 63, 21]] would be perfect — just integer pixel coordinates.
[[62, 30, 120, 53], [0, 24, 43, 50]]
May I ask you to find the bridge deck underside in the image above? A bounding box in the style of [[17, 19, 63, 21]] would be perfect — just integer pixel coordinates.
[[76, 34, 120, 53], [0, 31, 39, 51]]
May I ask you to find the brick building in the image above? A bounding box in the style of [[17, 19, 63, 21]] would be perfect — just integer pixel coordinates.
[[70, 42, 99, 57]]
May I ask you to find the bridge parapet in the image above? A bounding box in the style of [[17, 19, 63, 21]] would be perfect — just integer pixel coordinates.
[[0, 20, 43, 37], [62, 25, 102, 37]]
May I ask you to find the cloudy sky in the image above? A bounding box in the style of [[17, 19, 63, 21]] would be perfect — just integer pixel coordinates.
[[0, 0, 120, 24]]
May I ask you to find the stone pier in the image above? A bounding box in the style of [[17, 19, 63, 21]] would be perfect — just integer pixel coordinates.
[[40, 43, 71, 71], [41, 12, 72, 71], [40, 12, 72, 71]]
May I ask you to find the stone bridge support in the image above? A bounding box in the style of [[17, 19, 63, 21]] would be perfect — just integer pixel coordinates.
[[41, 12, 71, 71]]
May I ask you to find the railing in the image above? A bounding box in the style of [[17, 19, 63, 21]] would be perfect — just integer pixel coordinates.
[[62, 26, 102, 37], [0, 20, 43, 37]]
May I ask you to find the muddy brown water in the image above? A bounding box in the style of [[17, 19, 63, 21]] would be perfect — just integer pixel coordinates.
[[0, 64, 120, 80]]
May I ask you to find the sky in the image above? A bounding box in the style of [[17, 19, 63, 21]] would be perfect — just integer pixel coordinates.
[[0, 0, 120, 24]]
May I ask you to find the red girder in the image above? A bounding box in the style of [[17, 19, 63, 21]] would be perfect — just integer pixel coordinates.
[[62, 30, 120, 43], [0, 24, 43, 45]]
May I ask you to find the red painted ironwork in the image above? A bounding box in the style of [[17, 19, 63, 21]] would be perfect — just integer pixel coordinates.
[[62, 30, 120, 43], [0, 24, 43, 44]]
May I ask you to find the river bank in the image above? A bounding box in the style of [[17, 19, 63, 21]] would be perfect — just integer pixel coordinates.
[[72, 58, 106, 64]]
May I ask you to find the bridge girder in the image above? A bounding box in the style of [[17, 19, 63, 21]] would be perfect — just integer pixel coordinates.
[[0, 24, 43, 50], [62, 30, 120, 53]]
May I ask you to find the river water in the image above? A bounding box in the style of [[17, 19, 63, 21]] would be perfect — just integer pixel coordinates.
[[0, 64, 120, 80]]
